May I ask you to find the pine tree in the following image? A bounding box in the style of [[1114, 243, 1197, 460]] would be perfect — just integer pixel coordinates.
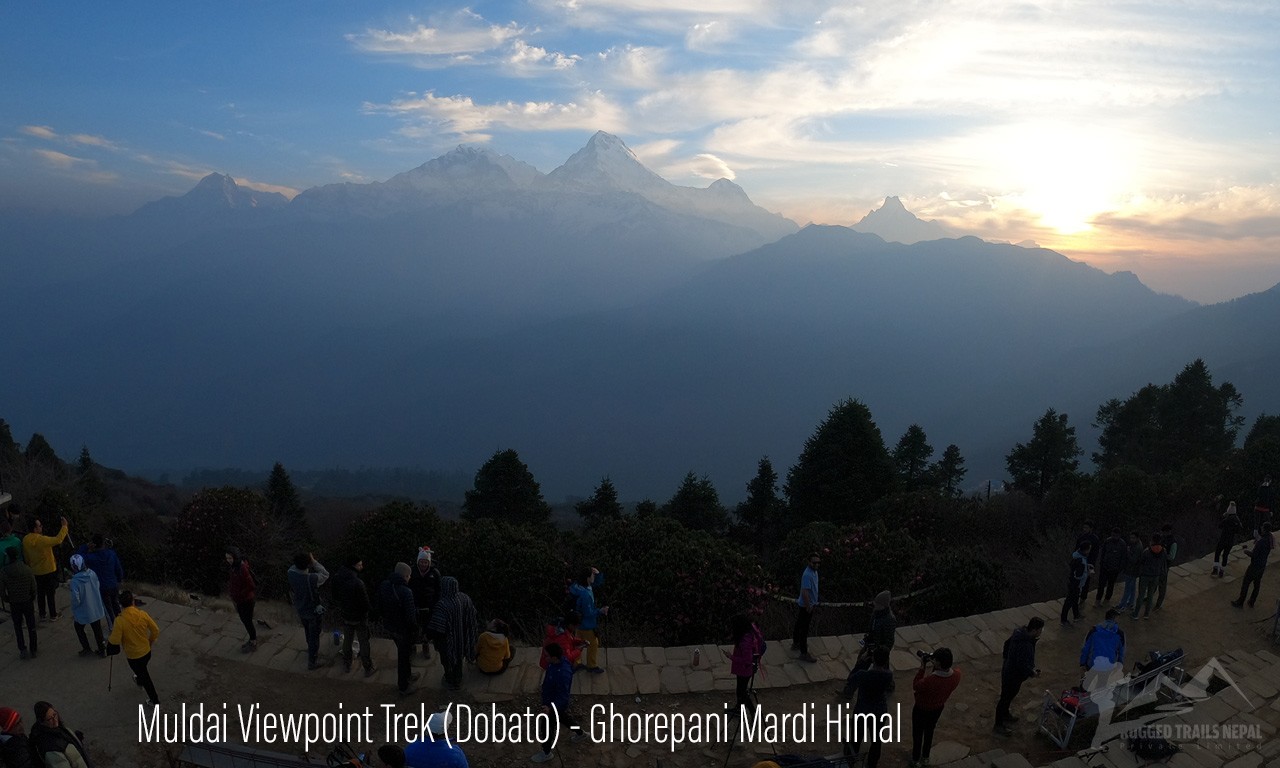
[[785, 399, 895, 524], [576, 476, 624, 527], [463, 449, 552, 525], [1006, 409, 1082, 498], [661, 472, 728, 533], [892, 425, 934, 491]]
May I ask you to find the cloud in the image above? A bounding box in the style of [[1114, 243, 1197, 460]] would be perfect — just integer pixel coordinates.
[[366, 91, 628, 140], [348, 10, 523, 56], [234, 177, 300, 199], [20, 125, 57, 140], [685, 21, 734, 51], [33, 149, 91, 169], [507, 40, 581, 72], [199, 129, 227, 141], [594, 45, 666, 88], [536, 0, 780, 32], [661, 152, 736, 181], [67, 133, 116, 149]]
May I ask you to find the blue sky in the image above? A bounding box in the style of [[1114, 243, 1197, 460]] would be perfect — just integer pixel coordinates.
[[3, 0, 1279, 302]]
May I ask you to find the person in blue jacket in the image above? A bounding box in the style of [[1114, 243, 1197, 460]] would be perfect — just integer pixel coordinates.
[[531, 642, 584, 763], [80, 533, 124, 627], [570, 566, 608, 673], [68, 554, 108, 657], [1079, 609, 1126, 672], [403, 711, 468, 768]]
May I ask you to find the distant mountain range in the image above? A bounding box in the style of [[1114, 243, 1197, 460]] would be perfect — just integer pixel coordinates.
[[4, 132, 1278, 502]]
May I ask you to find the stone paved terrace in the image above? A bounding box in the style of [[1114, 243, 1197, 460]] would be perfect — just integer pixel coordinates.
[[3, 544, 1278, 767]]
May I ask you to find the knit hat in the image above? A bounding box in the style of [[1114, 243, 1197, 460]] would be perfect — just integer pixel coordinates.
[[0, 707, 19, 733], [394, 562, 412, 580], [874, 590, 892, 610], [70, 554, 85, 572], [427, 711, 451, 735], [417, 546, 433, 563]]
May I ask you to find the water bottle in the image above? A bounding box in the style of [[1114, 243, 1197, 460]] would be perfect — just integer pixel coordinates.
[[333, 630, 341, 646], [693, 648, 701, 666]]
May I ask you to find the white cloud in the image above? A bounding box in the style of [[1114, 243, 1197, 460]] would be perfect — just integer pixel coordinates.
[[507, 40, 581, 72], [685, 21, 734, 51], [67, 133, 116, 149], [661, 152, 736, 181], [348, 10, 523, 56], [234, 177, 300, 199], [632, 138, 682, 165], [594, 45, 666, 88], [33, 149, 90, 168], [366, 91, 628, 140], [20, 125, 57, 140]]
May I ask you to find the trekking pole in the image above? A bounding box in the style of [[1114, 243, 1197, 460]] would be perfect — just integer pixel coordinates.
[[108, 654, 114, 691]]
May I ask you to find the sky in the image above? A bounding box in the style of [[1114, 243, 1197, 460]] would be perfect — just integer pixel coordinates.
[[3, 1, 1279, 303]]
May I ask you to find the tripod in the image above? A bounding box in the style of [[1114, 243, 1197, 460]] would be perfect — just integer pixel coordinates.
[[722, 656, 775, 768]]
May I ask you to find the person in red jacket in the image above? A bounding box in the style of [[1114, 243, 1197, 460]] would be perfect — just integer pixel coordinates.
[[911, 647, 961, 768], [540, 611, 587, 670], [225, 547, 257, 652]]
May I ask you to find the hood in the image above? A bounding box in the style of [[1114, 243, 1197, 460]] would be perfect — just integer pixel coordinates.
[[439, 575, 459, 600]]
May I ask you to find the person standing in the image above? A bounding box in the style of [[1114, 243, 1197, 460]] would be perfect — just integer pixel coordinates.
[[1114, 532, 1142, 612], [531, 643, 584, 764], [1074, 522, 1101, 603], [1095, 528, 1127, 607], [843, 646, 895, 768], [29, 702, 92, 768], [331, 555, 375, 677], [1132, 534, 1164, 620], [792, 554, 820, 664], [1232, 523, 1275, 608], [286, 552, 329, 671], [83, 534, 124, 628], [839, 590, 896, 696], [407, 547, 441, 661], [1254, 477, 1275, 538], [994, 617, 1043, 735], [569, 567, 608, 672], [1214, 503, 1243, 577], [427, 576, 478, 691], [376, 562, 420, 696], [1153, 523, 1180, 611], [225, 547, 257, 652], [1061, 542, 1092, 626], [68, 554, 108, 657], [911, 648, 961, 768], [108, 589, 161, 706], [22, 515, 68, 622], [725, 614, 765, 713], [1, 545, 38, 659], [0, 519, 21, 566]]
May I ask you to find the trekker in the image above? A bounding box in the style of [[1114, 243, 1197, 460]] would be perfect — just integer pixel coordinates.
[[792, 554, 820, 663], [725, 613, 765, 713], [994, 617, 1042, 735], [1132, 534, 1164, 620], [1075, 521, 1101, 603], [286, 551, 329, 671], [1, 545, 37, 659], [476, 619, 513, 675], [1095, 528, 1127, 606], [407, 546, 441, 661], [1153, 523, 1179, 611], [68, 554, 107, 657], [83, 534, 124, 627], [1079, 609, 1126, 672], [1232, 523, 1275, 608], [569, 566, 608, 672], [376, 563, 419, 695], [225, 546, 257, 652], [22, 515, 68, 621], [29, 702, 92, 768], [1254, 476, 1275, 538], [911, 648, 961, 768], [1114, 532, 1142, 612], [404, 711, 469, 768], [539, 611, 586, 671], [108, 590, 161, 706], [331, 555, 375, 677], [1061, 542, 1092, 626], [531, 643, 585, 763], [0, 706, 34, 768], [1213, 502, 1243, 577], [839, 590, 896, 696], [426, 576, 478, 691], [843, 646, 894, 768], [0, 519, 21, 566]]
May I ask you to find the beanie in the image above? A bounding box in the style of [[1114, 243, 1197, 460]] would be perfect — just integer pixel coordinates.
[[0, 707, 19, 733], [874, 590, 892, 610], [70, 554, 85, 572], [394, 562, 412, 580], [417, 546, 433, 563]]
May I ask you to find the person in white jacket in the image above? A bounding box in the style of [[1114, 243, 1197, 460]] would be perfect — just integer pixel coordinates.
[[68, 554, 107, 657]]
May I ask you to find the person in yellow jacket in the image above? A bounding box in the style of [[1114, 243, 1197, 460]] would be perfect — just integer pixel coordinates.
[[107, 590, 161, 706], [22, 515, 68, 621]]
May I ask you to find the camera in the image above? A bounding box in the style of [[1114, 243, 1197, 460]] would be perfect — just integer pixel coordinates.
[[916, 650, 934, 662]]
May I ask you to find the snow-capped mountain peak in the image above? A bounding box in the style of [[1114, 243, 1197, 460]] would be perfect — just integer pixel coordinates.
[[545, 131, 670, 193]]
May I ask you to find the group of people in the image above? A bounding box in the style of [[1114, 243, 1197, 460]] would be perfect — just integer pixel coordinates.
[[1062, 521, 1184, 624], [0, 703, 95, 768]]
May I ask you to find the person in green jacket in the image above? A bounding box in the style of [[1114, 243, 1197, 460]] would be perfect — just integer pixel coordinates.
[[1, 545, 38, 658]]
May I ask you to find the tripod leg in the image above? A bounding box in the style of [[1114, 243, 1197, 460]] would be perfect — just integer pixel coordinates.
[[108, 655, 114, 691]]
